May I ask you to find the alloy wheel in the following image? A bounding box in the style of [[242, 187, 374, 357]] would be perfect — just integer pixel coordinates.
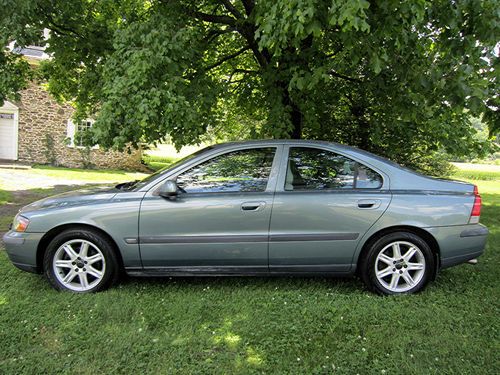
[[374, 241, 426, 293], [52, 239, 106, 292]]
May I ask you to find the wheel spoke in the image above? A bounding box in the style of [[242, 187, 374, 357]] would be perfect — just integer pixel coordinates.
[[402, 272, 415, 287], [54, 260, 73, 269], [377, 267, 393, 279], [86, 266, 103, 279], [80, 242, 89, 258], [378, 253, 393, 265], [403, 247, 417, 262], [87, 253, 103, 265], [392, 243, 402, 259], [62, 270, 77, 284], [407, 262, 425, 271], [389, 273, 400, 289], [79, 273, 89, 288], [63, 245, 78, 260]]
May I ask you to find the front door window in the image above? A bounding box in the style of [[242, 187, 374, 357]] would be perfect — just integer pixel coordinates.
[[176, 147, 276, 193]]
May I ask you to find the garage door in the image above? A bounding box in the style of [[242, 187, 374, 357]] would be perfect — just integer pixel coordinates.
[[0, 113, 17, 160]]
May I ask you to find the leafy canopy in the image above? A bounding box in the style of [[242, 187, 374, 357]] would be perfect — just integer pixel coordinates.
[[0, 0, 498, 171]]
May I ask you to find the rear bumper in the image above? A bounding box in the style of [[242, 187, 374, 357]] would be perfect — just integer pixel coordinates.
[[426, 224, 488, 269], [2, 231, 43, 274]]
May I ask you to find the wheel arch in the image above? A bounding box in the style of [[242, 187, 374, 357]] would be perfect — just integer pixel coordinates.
[[36, 223, 125, 273], [356, 225, 441, 277]]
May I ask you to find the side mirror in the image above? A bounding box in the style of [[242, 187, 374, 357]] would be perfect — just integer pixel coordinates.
[[158, 180, 179, 199]]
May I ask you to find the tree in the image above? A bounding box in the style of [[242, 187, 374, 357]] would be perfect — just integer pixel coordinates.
[[1, 0, 498, 172]]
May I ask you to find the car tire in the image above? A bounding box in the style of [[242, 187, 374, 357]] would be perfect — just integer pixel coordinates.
[[360, 231, 435, 295], [43, 228, 120, 293]]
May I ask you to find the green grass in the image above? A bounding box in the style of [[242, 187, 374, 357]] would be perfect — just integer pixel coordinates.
[[0, 190, 12, 206], [0, 169, 499, 374], [452, 169, 500, 181], [142, 154, 179, 171], [30, 165, 147, 182]]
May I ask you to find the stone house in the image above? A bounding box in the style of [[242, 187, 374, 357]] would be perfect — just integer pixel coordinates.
[[0, 38, 143, 170]]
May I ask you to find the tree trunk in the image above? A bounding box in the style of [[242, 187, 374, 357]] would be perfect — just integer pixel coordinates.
[[351, 104, 370, 150], [281, 86, 302, 139], [290, 101, 302, 139]]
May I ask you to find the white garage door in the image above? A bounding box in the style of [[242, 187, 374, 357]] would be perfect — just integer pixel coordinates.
[[0, 113, 17, 160]]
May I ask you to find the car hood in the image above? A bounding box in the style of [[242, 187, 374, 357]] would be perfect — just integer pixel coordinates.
[[20, 185, 119, 213]]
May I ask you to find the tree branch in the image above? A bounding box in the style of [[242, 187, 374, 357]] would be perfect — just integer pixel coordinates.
[[227, 68, 258, 83], [329, 70, 361, 83], [204, 46, 251, 71], [232, 68, 258, 74], [185, 2, 270, 68], [41, 10, 83, 39], [240, 0, 255, 17], [192, 10, 237, 26], [219, 0, 244, 19], [203, 27, 237, 45]]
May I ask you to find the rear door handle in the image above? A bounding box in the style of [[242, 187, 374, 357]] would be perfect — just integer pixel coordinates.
[[357, 199, 381, 209], [241, 201, 266, 211]]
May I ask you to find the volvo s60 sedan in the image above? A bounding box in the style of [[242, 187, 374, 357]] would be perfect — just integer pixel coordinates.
[[3, 140, 488, 295]]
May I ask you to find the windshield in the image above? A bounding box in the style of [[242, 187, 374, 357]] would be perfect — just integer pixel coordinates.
[[127, 145, 215, 190]]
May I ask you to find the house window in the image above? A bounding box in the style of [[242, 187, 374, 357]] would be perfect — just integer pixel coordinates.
[[67, 119, 97, 148]]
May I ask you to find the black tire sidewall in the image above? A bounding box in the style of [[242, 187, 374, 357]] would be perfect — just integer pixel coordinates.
[[43, 228, 119, 293], [361, 232, 435, 295]]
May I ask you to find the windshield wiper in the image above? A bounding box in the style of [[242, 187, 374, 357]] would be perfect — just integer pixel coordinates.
[[115, 180, 139, 190]]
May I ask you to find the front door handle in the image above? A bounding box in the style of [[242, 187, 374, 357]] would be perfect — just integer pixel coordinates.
[[241, 201, 266, 211], [357, 199, 381, 209]]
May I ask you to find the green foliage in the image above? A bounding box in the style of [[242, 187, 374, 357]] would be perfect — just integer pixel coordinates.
[[0, 53, 31, 103], [0, 0, 499, 174], [42, 133, 57, 166], [78, 147, 95, 170]]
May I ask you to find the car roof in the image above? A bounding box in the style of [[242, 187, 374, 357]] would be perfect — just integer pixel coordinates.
[[210, 139, 385, 163], [210, 139, 353, 151]]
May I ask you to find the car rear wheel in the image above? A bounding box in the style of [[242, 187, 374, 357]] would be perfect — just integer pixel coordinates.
[[360, 232, 435, 295], [43, 228, 119, 293]]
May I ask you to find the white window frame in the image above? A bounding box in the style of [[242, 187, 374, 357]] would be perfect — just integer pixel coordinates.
[[66, 119, 99, 149]]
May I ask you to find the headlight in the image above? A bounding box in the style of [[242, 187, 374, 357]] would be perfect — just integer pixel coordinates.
[[13, 215, 30, 232]]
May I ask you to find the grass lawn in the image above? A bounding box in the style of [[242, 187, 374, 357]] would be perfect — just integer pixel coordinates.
[[0, 167, 499, 374], [30, 165, 147, 182], [142, 154, 179, 171]]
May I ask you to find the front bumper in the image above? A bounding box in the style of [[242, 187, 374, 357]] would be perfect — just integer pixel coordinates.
[[2, 231, 44, 273], [426, 224, 489, 269]]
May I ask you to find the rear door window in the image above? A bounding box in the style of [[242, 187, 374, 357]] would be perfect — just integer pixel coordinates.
[[285, 147, 382, 191]]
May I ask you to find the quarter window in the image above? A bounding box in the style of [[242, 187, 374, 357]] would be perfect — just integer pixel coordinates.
[[177, 147, 276, 193], [285, 147, 382, 190]]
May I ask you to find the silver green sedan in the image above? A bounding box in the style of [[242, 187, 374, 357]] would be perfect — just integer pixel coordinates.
[[3, 140, 488, 295]]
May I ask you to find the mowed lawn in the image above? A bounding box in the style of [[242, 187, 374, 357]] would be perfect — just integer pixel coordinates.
[[0, 166, 499, 374]]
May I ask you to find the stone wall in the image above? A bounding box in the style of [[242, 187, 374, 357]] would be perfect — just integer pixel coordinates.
[[16, 82, 143, 170]]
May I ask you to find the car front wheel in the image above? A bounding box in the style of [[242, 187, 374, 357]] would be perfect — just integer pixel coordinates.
[[360, 232, 435, 295], [43, 228, 119, 293]]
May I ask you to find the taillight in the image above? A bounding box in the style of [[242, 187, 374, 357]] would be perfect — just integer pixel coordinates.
[[469, 185, 482, 224]]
